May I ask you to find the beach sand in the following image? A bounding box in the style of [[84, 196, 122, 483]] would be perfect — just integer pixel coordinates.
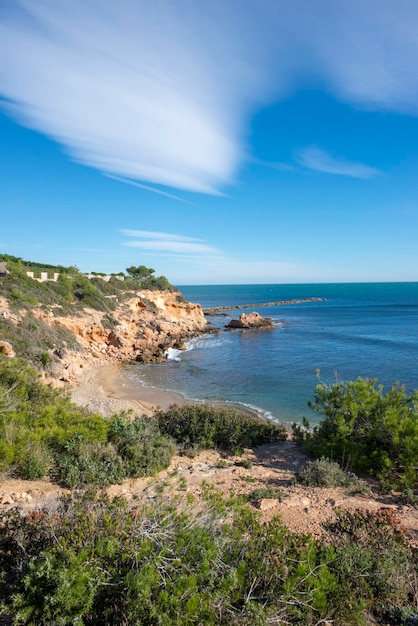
[[71, 363, 185, 417]]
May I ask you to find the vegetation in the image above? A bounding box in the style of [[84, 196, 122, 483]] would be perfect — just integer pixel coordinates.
[[0, 359, 287, 486], [0, 358, 174, 484], [0, 254, 176, 318], [294, 378, 418, 488], [248, 486, 285, 500], [0, 313, 79, 367], [156, 403, 287, 455], [0, 490, 416, 625], [125, 264, 174, 290], [295, 457, 359, 488]]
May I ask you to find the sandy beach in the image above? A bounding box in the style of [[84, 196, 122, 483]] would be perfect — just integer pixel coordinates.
[[71, 363, 185, 417]]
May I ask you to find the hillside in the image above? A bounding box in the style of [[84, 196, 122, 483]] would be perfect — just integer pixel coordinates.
[[0, 255, 417, 625], [0, 255, 208, 384]]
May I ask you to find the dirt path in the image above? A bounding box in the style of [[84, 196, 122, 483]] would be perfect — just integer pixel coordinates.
[[1, 441, 417, 546]]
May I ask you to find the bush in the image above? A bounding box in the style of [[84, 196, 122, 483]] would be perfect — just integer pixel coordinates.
[[0, 358, 111, 481], [56, 436, 127, 488], [326, 508, 418, 624], [156, 403, 287, 454], [301, 378, 418, 488], [0, 491, 337, 625], [295, 457, 359, 488], [18, 441, 53, 480], [0, 314, 79, 365], [0, 358, 179, 486], [248, 487, 284, 501], [2, 490, 415, 625], [108, 413, 175, 478]]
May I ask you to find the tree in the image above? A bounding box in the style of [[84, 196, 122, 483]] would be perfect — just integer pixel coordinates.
[[126, 265, 155, 281], [302, 377, 418, 487]]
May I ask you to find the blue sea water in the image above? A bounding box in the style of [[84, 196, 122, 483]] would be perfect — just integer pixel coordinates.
[[127, 283, 418, 425]]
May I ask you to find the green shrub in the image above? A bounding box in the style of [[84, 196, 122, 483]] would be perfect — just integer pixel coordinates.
[[156, 403, 287, 454], [0, 358, 109, 479], [235, 459, 252, 469], [18, 441, 53, 480], [301, 378, 418, 488], [56, 436, 126, 488], [0, 314, 79, 364], [108, 413, 175, 477], [248, 487, 284, 500], [9, 287, 38, 305], [0, 490, 416, 625], [101, 314, 118, 330], [0, 359, 177, 487], [295, 457, 359, 488], [0, 492, 335, 625], [326, 508, 417, 624]]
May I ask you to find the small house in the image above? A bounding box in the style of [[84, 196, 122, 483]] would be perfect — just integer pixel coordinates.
[[0, 262, 8, 278]]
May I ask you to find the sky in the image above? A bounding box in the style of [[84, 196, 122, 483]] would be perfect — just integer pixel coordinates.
[[1, 0, 418, 285]]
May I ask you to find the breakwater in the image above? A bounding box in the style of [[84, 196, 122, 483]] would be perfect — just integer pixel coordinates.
[[203, 297, 326, 315]]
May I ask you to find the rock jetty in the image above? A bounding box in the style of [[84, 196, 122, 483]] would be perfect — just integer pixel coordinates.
[[204, 297, 325, 315]]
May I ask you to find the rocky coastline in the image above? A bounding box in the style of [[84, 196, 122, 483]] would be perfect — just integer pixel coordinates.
[[1, 289, 418, 551], [24, 289, 209, 386]]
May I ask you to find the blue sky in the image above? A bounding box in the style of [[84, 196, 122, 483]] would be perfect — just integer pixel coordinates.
[[1, 0, 418, 285]]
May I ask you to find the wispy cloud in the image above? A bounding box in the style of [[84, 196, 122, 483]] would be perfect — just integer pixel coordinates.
[[121, 229, 220, 255], [295, 147, 382, 179], [104, 174, 195, 204], [252, 157, 297, 173], [0, 1, 278, 194], [1, 1, 418, 195]]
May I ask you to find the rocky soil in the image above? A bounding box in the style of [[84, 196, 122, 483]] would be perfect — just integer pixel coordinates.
[[1, 440, 417, 547]]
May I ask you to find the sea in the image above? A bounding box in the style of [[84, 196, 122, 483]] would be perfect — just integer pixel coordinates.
[[125, 283, 418, 426]]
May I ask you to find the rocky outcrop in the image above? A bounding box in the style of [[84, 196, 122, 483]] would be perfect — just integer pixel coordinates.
[[2, 290, 208, 385], [0, 340, 15, 357], [63, 292, 205, 366], [226, 312, 274, 330]]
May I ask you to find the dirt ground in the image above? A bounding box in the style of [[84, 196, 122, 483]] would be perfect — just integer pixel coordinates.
[[1, 440, 417, 547]]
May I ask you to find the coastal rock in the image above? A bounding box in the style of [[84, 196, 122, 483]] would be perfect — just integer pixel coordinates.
[[0, 340, 15, 357], [257, 498, 279, 511], [226, 311, 274, 330], [0, 288, 208, 386], [50, 291, 207, 378]]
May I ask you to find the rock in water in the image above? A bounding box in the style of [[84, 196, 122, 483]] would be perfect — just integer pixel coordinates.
[[226, 312, 274, 330]]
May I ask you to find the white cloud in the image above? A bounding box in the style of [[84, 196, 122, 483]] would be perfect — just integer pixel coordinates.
[[121, 230, 203, 242], [104, 175, 194, 204], [295, 147, 382, 179], [121, 229, 220, 255], [1, 1, 418, 194], [0, 0, 279, 194]]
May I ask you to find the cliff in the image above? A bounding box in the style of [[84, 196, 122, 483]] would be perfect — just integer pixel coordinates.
[[0, 290, 208, 385]]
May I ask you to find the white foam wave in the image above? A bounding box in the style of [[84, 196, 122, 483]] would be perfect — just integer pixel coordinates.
[[221, 400, 276, 423], [164, 347, 183, 361], [164, 335, 229, 361]]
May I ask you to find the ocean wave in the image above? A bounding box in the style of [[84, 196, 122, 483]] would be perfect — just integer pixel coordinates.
[[220, 399, 276, 422], [164, 334, 230, 361], [164, 347, 183, 361]]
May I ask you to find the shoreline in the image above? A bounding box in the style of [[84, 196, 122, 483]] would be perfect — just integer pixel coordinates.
[[70, 362, 269, 422], [71, 363, 187, 417]]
